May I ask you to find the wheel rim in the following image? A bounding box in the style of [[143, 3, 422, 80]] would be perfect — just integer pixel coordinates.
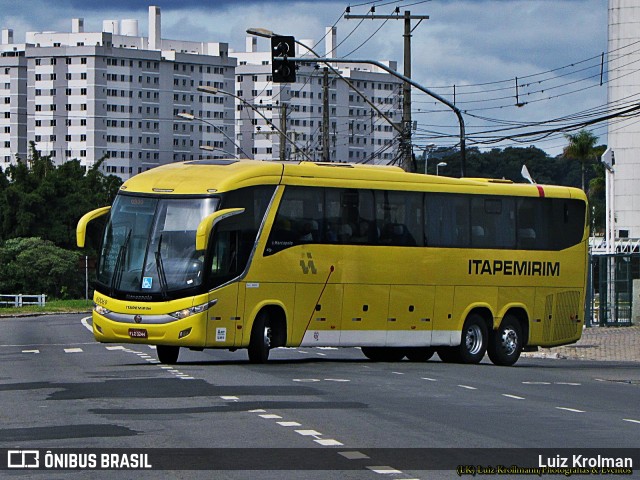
[[500, 328, 518, 356], [263, 326, 272, 349], [464, 324, 483, 355]]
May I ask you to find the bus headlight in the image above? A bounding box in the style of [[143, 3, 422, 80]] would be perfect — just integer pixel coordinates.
[[169, 300, 217, 320], [94, 304, 111, 316]]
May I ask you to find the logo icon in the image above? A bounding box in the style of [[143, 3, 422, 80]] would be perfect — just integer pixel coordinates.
[[8, 450, 39, 469], [134, 315, 142, 324], [300, 252, 317, 275], [141, 277, 153, 289]]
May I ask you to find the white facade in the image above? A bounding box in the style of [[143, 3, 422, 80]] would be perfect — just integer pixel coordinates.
[[0, 6, 235, 179], [608, 0, 640, 238]]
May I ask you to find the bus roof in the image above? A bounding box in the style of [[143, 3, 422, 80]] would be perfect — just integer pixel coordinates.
[[119, 159, 586, 201]]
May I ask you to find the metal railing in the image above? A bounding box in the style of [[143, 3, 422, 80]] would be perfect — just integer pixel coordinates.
[[0, 294, 47, 308]]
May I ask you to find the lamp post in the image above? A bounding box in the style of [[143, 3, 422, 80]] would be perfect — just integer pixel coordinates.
[[276, 55, 467, 176], [197, 85, 312, 161], [176, 112, 249, 159], [423, 142, 436, 174], [436, 161, 447, 176]]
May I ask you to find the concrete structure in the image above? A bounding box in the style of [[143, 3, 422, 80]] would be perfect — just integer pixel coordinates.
[[0, 6, 235, 179], [608, 0, 640, 241]]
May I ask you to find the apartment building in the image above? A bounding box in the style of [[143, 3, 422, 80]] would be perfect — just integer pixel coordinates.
[[0, 7, 235, 179], [0, 6, 403, 179], [234, 29, 403, 164]]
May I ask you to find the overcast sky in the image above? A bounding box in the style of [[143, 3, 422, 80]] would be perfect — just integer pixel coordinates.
[[0, 0, 609, 155]]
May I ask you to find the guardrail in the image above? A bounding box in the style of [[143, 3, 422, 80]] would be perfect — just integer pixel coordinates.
[[0, 294, 46, 307]]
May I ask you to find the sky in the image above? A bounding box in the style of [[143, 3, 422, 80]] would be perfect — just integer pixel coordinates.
[[0, 0, 610, 156]]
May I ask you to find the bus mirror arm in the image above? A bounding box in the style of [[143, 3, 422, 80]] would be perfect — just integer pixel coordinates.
[[195, 208, 245, 251], [76, 206, 111, 248]]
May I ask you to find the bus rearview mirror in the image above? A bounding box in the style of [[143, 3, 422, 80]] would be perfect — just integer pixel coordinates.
[[76, 206, 111, 248], [196, 208, 245, 251]]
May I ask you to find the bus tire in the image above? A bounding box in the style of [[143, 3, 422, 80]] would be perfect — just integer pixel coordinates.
[[405, 347, 435, 362], [362, 347, 405, 362], [459, 314, 489, 364], [488, 315, 523, 366], [156, 345, 179, 364], [248, 312, 272, 364]]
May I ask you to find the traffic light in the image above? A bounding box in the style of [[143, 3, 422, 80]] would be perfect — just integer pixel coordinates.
[[271, 35, 296, 83]]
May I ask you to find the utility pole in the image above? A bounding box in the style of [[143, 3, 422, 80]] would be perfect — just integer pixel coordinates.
[[322, 67, 330, 161], [279, 102, 288, 161], [345, 9, 429, 172]]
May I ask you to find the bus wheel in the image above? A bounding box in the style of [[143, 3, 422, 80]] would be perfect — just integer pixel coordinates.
[[459, 314, 488, 364], [488, 315, 523, 366], [248, 312, 272, 364], [405, 347, 435, 362], [156, 345, 179, 364], [362, 347, 405, 362]]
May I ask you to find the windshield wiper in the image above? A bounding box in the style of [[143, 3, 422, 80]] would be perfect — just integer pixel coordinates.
[[111, 230, 131, 296], [155, 234, 169, 300]]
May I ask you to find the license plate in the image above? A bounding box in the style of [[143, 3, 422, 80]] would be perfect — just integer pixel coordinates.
[[128, 328, 148, 338]]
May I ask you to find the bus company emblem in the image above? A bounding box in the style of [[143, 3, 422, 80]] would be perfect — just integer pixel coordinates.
[[300, 252, 317, 274], [134, 315, 142, 323]]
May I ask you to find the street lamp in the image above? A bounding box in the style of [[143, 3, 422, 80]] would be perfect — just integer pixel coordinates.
[[176, 112, 249, 159], [423, 143, 436, 174], [436, 161, 447, 176], [197, 85, 312, 161]]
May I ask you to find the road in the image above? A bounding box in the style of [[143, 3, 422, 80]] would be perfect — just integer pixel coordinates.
[[0, 313, 639, 479]]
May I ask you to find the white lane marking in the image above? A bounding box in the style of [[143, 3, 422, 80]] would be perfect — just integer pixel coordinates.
[[248, 409, 266, 413], [623, 418, 640, 424], [555, 382, 581, 386], [295, 429, 322, 436], [339, 451, 370, 460], [556, 407, 585, 413], [22, 349, 40, 354], [316, 352, 327, 356], [293, 378, 320, 382], [105, 346, 125, 351], [522, 381, 551, 385], [259, 414, 282, 419], [178, 376, 194, 380], [421, 377, 437, 382], [458, 385, 477, 390], [392, 372, 404, 375], [277, 421, 302, 427], [314, 439, 343, 446], [324, 378, 350, 382], [220, 396, 239, 401], [316, 347, 338, 350], [64, 348, 83, 353], [81, 316, 92, 333], [367, 466, 403, 474], [502, 394, 525, 400], [297, 350, 310, 354]]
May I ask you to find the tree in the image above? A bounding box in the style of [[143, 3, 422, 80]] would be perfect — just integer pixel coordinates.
[[0, 237, 82, 298], [563, 130, 599, 191], [0, 143, 121, 249]]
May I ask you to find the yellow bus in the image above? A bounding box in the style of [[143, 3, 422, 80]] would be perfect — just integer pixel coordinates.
[[77, 159, 589, 366]]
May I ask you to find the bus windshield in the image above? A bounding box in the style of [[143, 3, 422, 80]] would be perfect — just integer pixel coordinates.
[[97, 194, 219, 297]]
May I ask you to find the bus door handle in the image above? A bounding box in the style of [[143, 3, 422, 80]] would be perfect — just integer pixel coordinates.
[[387, 317, 397, 322], [352, 317, 362, 322]]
